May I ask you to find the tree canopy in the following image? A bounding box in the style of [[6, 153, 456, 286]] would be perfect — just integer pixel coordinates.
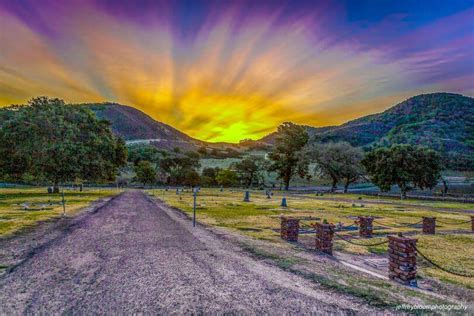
[[0, 97, 127, 188], [216, 169, 238, 187], [232, 156, 266, 188], [313, 142, 364, 192], [362, 144, 442, 199], [134, 160, 157, 186], [267, 122, 309, 190]]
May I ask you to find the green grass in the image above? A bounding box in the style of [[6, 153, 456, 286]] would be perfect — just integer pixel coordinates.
[[0, 187, 119, 237], [151, 188, 474, 289]]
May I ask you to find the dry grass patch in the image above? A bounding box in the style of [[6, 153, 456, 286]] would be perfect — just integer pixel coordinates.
[[150, 188, 474, 288]]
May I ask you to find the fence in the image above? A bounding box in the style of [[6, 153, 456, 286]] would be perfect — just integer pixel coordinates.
[[279, 215, 474, 285]]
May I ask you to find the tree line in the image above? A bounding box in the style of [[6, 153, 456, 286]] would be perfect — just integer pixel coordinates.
[[132, 122, 444, 199], [0, 97, 444, 199]]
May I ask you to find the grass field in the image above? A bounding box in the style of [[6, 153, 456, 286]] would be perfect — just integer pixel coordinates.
[[150, 188, 474, 289], [0, 187, 119, 237]]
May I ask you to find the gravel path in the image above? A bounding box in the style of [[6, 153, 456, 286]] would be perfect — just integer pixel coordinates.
[[0, 191, 376, 314]]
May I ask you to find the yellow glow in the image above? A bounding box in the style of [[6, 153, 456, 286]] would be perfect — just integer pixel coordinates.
[[0, 3, 449, 142]]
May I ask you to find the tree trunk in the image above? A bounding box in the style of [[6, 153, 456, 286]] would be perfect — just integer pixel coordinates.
[[343, 181, 349, 193], [400, 189, 407, 200], [53, 182, 60, 194], [331, 178, 337, 193], [442, 179, 448, 196], [284, 171, 291, 191]]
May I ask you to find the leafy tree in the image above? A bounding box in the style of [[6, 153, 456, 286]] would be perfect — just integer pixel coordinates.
[[183, 169, 200, 187], [201, 167, 220, 186], [362, 145, 442, 199], [0, 97, 127, 191], [267, 122, 309, 190], [232, 156, 266, 188], [313, 142, 364, 192], [158, 151, 200, 185], [127, 144, 163, 165], [216, 169, 238, 187], [134, 160, 156, 186]]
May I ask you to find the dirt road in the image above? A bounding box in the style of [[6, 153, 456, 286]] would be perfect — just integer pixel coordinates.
[[0, 191, 376, 314]]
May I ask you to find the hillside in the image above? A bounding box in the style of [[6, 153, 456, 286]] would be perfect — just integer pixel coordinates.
[[84, 103, 200, 150], [260, 93, 474, 169], [80, 93, 473, 169]]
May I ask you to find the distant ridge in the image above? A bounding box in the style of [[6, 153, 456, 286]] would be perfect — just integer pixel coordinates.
[[82, 93, 473, 168], [84, 103, 200, 150], [260, 92, 474, 169]]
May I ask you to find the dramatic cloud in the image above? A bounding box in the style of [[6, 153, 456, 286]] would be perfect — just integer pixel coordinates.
[[1, 0, 473, 142]]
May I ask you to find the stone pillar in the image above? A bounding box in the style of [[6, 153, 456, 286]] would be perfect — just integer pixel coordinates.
[[388, 235, 417, 286], [314, 222, 335, 255], [422, 217, 436, 234], [358, 216, 374, 238], [244, 191, 250, 202], [281, 197, 287, 207], [280, 217, 300, 241]]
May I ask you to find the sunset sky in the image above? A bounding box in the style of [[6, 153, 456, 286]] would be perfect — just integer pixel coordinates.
[[1, 0, 473, 142]]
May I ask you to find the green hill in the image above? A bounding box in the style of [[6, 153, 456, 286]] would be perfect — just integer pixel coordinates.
[[261, 93, 474, 170]]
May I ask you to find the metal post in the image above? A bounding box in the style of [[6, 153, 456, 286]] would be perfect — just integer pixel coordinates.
[[193, 189, 197, 227]]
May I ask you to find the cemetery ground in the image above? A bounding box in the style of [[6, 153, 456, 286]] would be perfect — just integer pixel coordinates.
[[150, 187, 474, 309], [0, 190, 382, 313], [0, 187, 119, 238]]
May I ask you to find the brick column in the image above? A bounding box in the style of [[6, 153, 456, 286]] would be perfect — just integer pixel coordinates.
[[358, 216, 374, 238], [314, 222, 335, 255], [388, 235, 417, 286], [422, 217, 436, 234], [280, 217, 300, 241]]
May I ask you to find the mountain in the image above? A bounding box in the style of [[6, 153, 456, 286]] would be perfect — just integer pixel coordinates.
[[85, 103, 200, 150], [259, 93, 474, 169], [84, 103, 241, 151], [83, 93, 473, 169]]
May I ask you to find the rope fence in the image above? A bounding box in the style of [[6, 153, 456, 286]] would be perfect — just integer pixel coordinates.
[[414, 245, 474, 278], [333, 231, 389, 247], [372, 220, 423, 228], [435, 219, 472, 225]]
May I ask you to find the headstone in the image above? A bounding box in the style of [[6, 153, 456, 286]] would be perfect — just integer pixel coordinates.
[[281, 197, 287, 207], [243, 191, 250, 202], [388, 235, 417, 286], [47, 187, 53, 194]]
